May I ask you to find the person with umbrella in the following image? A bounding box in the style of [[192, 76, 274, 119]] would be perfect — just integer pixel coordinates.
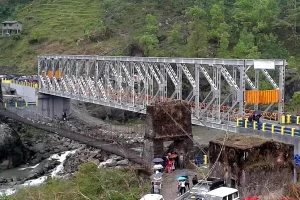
[[177, 176, 187, 195]]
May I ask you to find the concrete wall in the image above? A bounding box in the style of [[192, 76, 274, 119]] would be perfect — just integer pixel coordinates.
[[238, 127, 300, 154], [9, 83, 38, 102], [38, 94, 71, 119]]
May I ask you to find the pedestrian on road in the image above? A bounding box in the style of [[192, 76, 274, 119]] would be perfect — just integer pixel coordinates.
[[192, 175, 198, 186], [179, 153, 184, 169], [167, 159, 172, 173], [185, 177, 190, 190], [179, 180, 186, 195]]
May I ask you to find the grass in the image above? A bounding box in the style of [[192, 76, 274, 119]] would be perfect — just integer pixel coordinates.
[[7, 162, 151, 200], [0, 0, 174, 73]]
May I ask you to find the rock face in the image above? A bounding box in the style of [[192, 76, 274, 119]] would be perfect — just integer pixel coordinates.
[[0, 123, 28, 170]]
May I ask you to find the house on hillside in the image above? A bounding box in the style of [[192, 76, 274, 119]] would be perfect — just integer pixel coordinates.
[[208, 134, 294, 199], [1, 21, 22, 36]]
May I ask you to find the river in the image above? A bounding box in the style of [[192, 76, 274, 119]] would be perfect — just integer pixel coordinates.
[[0, 150, 77, 197]]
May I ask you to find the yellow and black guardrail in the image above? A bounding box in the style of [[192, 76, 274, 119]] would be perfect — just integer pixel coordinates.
[[237, 118, 300, 137], [2, 79, 38, 88], [4, 101, 38, 108]]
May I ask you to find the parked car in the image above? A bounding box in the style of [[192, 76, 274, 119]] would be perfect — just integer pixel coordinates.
[[204, 187, 240, 200]]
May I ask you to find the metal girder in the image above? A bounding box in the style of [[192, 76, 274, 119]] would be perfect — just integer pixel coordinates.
[[37, 55, 286, 127], [220, 65, 239, 91], [261, 69, 279, 89], [245, 74, 256, 89], [199, 65, 217, 90], [177, 64, 196, 88]]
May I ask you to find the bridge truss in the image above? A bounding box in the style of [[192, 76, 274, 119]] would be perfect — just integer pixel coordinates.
[[38, 55, 286, 129]]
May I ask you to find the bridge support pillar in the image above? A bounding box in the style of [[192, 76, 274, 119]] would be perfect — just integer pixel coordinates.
[[37, 94, 71, 119], [142, 101, 193, 167]]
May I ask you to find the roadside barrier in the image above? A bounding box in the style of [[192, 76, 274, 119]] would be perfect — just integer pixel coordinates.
[[194, 155, 207, 166], [2, 79, 38, 88], [4, 101, 38, 108], [237, 118, 300, 137]]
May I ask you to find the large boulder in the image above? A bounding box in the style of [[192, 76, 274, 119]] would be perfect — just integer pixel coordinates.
[[0, 123, 28, 169]]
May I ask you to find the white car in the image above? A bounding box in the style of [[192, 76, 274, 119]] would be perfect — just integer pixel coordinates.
[[140, 194, 164, 200]]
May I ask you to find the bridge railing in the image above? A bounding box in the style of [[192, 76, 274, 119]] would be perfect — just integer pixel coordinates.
[[4, 105, 146, 145], [237, 118, 300, 137]]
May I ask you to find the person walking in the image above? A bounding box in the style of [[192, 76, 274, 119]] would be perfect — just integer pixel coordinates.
[[179, 180, 186, 195], [192, 175, 198, 186], [179, 153, 184, 169], [167, 159, 172, 173], [185, 177, 190, 190]]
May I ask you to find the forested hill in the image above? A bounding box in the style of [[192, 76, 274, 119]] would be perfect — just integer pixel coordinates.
[[0, 0, 299, 73]]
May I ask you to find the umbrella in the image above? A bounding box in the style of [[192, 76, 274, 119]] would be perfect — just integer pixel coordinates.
[[253, 110, 262, 115], [152, 158, 164, 163], [153, 164, 163, 170], [180, 171, 189, 177], [176, 176, 187, 181], [169, 154, 177, 159]]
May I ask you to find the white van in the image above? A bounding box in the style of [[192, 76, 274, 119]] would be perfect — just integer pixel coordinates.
[[204, 187, 240, 200], [140, 194, 164, 200]]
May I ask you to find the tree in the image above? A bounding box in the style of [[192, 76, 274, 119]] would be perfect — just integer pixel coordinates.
[[185, 6, 208, 57], [139, 35, 159, 55], [233, 29, 261, 58]]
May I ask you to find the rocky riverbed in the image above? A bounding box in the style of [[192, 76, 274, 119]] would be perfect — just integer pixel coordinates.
[[0, 114, 142, 196]]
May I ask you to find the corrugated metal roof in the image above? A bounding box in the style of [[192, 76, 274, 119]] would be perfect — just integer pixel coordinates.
[[2, 21, 21, 24]]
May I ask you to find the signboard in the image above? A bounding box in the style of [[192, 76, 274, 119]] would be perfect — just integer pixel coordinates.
[[254, 60, 275, 70]]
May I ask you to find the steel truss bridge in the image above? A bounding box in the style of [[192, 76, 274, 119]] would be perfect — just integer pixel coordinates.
[[38, 55, 286, 131]]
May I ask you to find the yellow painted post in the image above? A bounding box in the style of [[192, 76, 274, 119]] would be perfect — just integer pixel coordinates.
[[297, 116, 300, 124], [271, 124, 275, 133], [204, 155, 207, 165], [281, 126, 285, 135], [236, 118, 240, 127], [253, 121, 257, 130], [281, 115, 286, 124], [245, 119, 248, 128], [262, 123, 266, 132], [15, 102, 17, 107], [4, 103, 6, 109], [36, 101, 38, 107], [287, 115, 291, 123], [292, 128, 295, 137], [25, 102, 28, 107]]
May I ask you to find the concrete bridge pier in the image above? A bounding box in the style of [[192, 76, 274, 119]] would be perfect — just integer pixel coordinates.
[[38, 94, 71, 119]]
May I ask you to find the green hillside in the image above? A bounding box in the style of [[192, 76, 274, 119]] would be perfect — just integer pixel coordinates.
[[0, 0, 300, 73]]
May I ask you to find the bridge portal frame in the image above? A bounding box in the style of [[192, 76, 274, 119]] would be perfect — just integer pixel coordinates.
[[37, 55, 286, 127]]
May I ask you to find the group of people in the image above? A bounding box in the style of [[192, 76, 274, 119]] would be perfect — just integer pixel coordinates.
[[248, 111, 262, 124], [163, 152, 185, 173], [177, 175, 200, 196]]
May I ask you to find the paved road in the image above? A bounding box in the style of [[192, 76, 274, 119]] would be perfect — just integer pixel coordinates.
[[161, 168, 198, 200]]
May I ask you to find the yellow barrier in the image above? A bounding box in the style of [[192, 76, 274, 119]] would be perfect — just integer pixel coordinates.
[[236, 118, 240, 127], [4, 103, 6, 108], [244, 119, 248, 128], [2, 80, 11, 84], [281, 115, 286, 124], [271, 124, 275, 133], [287, 115, 291, 123], [297, 116, 300, 125], [292, 128, 295, 137], [281, 126, 285, 135], [204, 155, 207, 165], [253, 121, 257, 130], [262, 123, 266, 132]]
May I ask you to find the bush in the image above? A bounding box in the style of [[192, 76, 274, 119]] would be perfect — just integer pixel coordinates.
[[10, 162, 150, 200]]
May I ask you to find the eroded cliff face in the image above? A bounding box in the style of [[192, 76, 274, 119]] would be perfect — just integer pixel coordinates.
[[0, 123, 28, 169]]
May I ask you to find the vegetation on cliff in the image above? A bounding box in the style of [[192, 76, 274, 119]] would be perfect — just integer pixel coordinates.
[[5, 162, 150, 200], [0, 0, 300, 73]]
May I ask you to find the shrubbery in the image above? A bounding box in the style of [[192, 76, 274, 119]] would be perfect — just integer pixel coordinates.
[[9, 162, 150, 200]]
